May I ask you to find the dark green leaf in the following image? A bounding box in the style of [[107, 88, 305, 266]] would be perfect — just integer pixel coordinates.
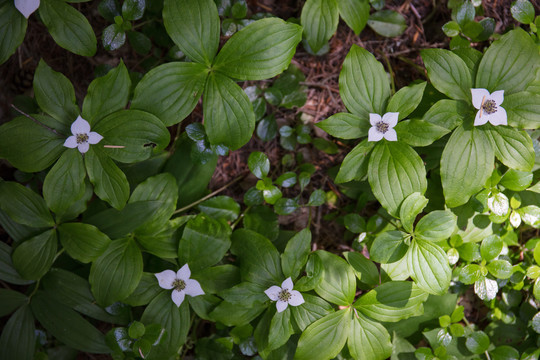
[[0, 1, 26, 65], [343, 252, 379, 286], [58, 223, 111, 263], [122, 0, 145, 20], [0, 305, 35, 360], [335, 139, 374, 183], [370, 231, 408, 264], [281, 228, 311, 280], [197, 196, 240, 222], [407, 239, 451, 295], [0, 289, 27, 317], [336, 0, 369, 35], [414, 210, 457, 242], [102, 24, 125, 51], [0, 242, 34, 285], [465, 331, 490, 354], [0, 181, 54, 228], [317, 112, 369, 140], [367, 10, 407, 37], [348, 312, 392, 360], [248, 152, 270, 179], [12, 229, 57, 280], [300, 0, 339, 53], [394, 119, 449, 147], [314, 250, 356, 306], [387, 82, 427, 120]]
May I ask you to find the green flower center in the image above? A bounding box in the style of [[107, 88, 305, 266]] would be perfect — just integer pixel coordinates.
[[278, 289, 291, 302], [172, 279, 186, 291], [376, 121, 389, 134], [76, 133, 89, 144], [482, 100, 497, 115]]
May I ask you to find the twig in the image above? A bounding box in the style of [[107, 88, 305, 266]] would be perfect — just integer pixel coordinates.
[[10, 104, 60, 135], [173, 172, 248, 215]]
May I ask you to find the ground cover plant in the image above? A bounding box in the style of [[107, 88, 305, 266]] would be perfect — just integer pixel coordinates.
[[1, 0, 540, 359]]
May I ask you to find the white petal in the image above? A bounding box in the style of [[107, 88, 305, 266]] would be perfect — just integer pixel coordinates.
[[171, 289, 186, 307], [155, 270, 176, 289], [264, 285, 282, 301], [77, 142, 90, 154], [368, 127, 383, 142], [474, 110, 489, 126], [288, 290, 305, 306], [490, 90, 504, 105], [382, 112, 399, 127], [71, 116, 91, 135], [176, 264, 191, 280], [281, 277, 293, 291], [510, 211, 521, 228], [276, 300, 288, 313], [63, 136, 78, 148], [184, 279, 205, 297], [383, 129, 398, 141], [471, 88, 490, 109], [488, 107, 507, 126], [369, 113, 381, 126], [87, 132, 103, 144], [15, 0, 40, 18]]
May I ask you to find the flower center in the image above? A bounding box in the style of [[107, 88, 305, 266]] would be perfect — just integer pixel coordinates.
[[76, 133, 89, 144], [375, 121, 389, 134], [278, 289, 291, 302], [172, 279, 186, 291], [482, 100, 497, 115]]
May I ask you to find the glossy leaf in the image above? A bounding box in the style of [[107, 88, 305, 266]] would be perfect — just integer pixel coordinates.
[[300, 0, 339, 53], [483, 124, 534, 172], [367, 10, 407, 37], [197, 196, 240, 222], [400, 192, 428, 233], [348, 312, 392, 360], [407, 239, 451, 295], [336, 0, 369, 35], [281, 228, 311, 280], [415, 210, 457, 242], [214, 18, 302, 80], [314, 250, 356, 306], [317, 112, 370, 139], [291, 294, 334, 331], [370, 231, 408, 264], [387, 82, 426, 120], [89, 238, 143, 306], [335, 139, 374, 183], [343, 252, 379, 286]]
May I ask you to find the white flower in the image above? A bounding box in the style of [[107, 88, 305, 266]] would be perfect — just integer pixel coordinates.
[[63, 116, 103, 154], [15, 0, 40, 18], [471, 88, 507, 126], [368, 112, 398, 142], [154, 264, 205, 307], [264, 277, 304, 313]]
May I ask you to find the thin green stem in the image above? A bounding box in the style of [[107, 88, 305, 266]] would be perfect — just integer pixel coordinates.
[[397, 56, 427, 78], [378, 51, 396, 94], [231, 206, 250, 230]]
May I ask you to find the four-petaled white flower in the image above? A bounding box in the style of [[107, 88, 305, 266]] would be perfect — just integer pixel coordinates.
[[471, 88, 507, 126], [368, 112, 398, 142], [155, 264, 205, 307], [63, 116, 103, 154], [15, 0, 40, 18], [264, 277, 304, 313]]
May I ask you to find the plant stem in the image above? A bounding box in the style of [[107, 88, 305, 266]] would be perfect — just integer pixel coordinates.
[[173, 172, 248, 215], [378, 51, 396, 94], [10, 104, 60, 135]]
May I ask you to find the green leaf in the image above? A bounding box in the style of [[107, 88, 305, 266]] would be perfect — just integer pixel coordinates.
[[487, 260, 513, 279], [400, 192, 428, 234], [455, 1, 474, 26], [499, 169, 533, 191], [163, 0, 219, 66], [422, 99, 468, 131], [191, 265, 240, 295], [0, 116, 65, 173], [407, 239, 451, 295], [203, 72, 254, 150], [0, 242, 34, 285], [290, 294, 334, 331], [124, 272, 163, 306], [511, 0, 535, 24], [0, 305, 35, 360], [122, 0, 145, 20], [340, 45, 390, 119], [210, 300, 265, 327], [281, 228, 311, 280], [415, 210, 457, 242], [394, 119, 450, 147], [248, 152, 270, 179], [336, 0, 369, 35], [343, 252, 379, 286], [197, 196, 240, 222], [0, 181, 54, 228], [39, 0, 97, 56], [94, 110, 170, 163], [58, 223, 110, 263], [335, 139, 374, 183], [31, 291, 109, 353], [41, 268, 129, 324], [102, 24, 125, 51], [465, 331, 490, 354], [131, 62, 207, 126], [179, 214, 232, 272], [368, 141, 427, 217], [220, 281, 267, 307], [476, 28, 540, 95], [43, 149, 86, 215], [490, 346, 520, 360], [348, 312, 392, 360], [141, 292, 190, 357], [300, 0, 339, 54], [421, 49, 472, 101], [387, 82, 427, 120], [370, 231, 408, 264], [89, 238, 143, 306], [268, 308, 294, 351], [505, 92, 540, 129], [317, 112, 370, 140], [231, 229, 283, 286], [314, 250, 356, 306], [441, 125, 494, 208], [0, 1, 26, 65], [480, 235, 503, 262], [85, 146, 130, 210], [295, 309, 351, 360], [442, 21, 460, 37], [453, 48, 483, 80], [483, 125, 534, 172], [34, 59, 79, 125], [214, 18, 302, 80], [367, 10, 407, 37], [354, 281, 428, 322], [0, 289, 27, 317], [82, 61, 131, 124]]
